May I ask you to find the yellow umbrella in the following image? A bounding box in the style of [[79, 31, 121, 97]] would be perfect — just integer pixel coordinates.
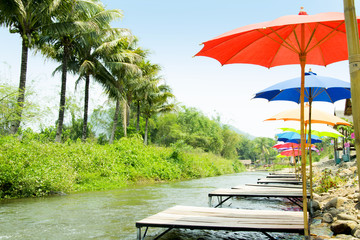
[[265, 103, 351, 126]]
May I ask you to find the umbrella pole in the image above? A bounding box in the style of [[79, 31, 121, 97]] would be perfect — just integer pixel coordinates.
[[309, 100, 313, 201], [343, 0, 360, 204], [300, 24, 309, 237]]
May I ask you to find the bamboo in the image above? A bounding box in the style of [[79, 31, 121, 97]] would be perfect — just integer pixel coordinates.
[[300, 22, 309, 237], [308, 99, 313, 200], [343, 0, 360, 202]]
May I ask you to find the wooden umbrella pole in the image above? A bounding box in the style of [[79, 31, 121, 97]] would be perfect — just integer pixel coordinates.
[[343, 0, 360, 204], [309, 99, 313, 200], [299, 21, 309, 237]]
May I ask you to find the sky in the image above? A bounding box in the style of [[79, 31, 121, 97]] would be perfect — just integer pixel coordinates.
[[0, 0, 359, 138]]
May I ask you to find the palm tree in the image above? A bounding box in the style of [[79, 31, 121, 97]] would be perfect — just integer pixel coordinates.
[[0, 0, 56, 134], [40, 0, 115, 142], [133, 61, 161, 133], [255, 137, 274, 164], [104, 38, 145, 143], [69, 11, 124, 141], [142, 83, 175, 145]]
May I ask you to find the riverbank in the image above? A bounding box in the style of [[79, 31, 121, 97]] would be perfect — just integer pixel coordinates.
[[305, 157, 360, 239], [0, 136, 245, 199]]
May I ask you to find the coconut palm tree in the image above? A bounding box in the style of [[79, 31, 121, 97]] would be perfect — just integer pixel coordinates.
[[68, 13, 125, 141], [104, 38, 145, 143], [133, 61, 161, 133], [142, 83, 175, 145], [0, 0, 57, 134], [39, 0, 117, 142]]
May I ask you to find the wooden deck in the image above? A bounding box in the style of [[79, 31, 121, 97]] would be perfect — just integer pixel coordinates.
[[242, 183, 302, 189], [136, 205, 304, 240], [266, 174, 298, 178], [208, 186, 309, 208], [257, 178, 302, 185]]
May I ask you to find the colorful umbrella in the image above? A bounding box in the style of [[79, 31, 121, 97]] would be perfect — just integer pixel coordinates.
[[254, 71, 351, 103], [265, 103, 351, 126], [276, 132, 322, 144], [273, 142, 316, 149], [279, 124, 344, 138], [280, 148, 317, 157], [195, 8, 360, 235]]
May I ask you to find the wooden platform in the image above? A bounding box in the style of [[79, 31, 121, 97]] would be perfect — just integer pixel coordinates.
[[209, 186, 309, 208], [136, 205, 304, 240], [242, 183, 302, 189], [266, 174, 298, 179], [257, 178, 302, 185]]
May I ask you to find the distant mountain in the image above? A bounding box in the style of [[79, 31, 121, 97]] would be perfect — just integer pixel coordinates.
[[227, 125, 256, 140]]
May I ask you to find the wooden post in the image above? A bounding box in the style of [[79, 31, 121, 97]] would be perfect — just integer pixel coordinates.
[[343, 0, 360, 202], [300, 22, 309, 238]]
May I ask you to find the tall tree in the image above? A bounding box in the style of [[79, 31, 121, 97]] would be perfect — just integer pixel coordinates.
[[0, 0, 56, 134], [39, 0, 112, 142], [103, 38, 145, 143], [142, 83, 175, 145], [69, 9, 124, 141]]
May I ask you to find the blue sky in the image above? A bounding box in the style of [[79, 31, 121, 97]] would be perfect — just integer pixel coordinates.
[[1, 1, 359, 137]]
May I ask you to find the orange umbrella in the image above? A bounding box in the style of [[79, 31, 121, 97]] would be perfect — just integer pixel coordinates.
[[265, 103, 351, 126]]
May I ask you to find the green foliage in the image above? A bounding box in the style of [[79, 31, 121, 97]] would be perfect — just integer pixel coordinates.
[[0, 83, 40, 135], [0, 135, 244, 199], [315, 169, 345, 193]]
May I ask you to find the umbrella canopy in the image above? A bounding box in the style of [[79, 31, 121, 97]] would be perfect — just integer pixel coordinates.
[[273, 142, 300, 149], [280, 149, 317, 157], [265, 103, 351, 126], [254, 71, 351, 103], [195, 10, 360, 67], [276, 131, 322, 144], [279, 123, 344, 138], [280, 149, 302, 157], [273, 142, 316, 149]]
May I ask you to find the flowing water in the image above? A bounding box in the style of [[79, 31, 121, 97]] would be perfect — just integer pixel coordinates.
[[0, 171, 303, 240]]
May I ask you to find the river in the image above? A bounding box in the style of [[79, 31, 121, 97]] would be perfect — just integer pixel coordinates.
[[0, 171, 303, 240]]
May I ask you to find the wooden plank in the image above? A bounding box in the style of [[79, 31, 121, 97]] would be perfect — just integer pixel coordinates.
[[242, 183, 302, 189], [260, 177, 299, 181], [209, 187, 308, 198], [266, 174, 298, 178], [136, 205, 304, 233], [257, 178, 302, 185]]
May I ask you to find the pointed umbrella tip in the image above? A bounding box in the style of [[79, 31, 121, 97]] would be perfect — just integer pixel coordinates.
[[299, 7, 308, 15]]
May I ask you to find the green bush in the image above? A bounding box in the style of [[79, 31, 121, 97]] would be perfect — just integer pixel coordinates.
[[0, 136, 245, 199]]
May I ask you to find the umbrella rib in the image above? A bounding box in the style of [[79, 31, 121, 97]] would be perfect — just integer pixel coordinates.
[[305, 22, 345, 57], [266, 26, 300, 53], [223, 26, 299, 65], [321, 88, 334, 103], [266, 25, 301, 67]]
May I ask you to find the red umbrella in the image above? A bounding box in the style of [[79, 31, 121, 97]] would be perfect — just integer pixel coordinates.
[[195, 8, 360, 236], [280, 149, 302, 157]]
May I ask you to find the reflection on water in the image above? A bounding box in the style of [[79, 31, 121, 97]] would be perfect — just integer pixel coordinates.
[[0, 171, 302, 240]]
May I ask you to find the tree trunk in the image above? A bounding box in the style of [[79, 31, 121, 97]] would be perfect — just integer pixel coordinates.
[[144, 117, 149, 145], [109, 99, 120, 144], [55, 42, 69, 143], [136, 100, 140, 132], [11, 38, 29, 134], [81, 74, 90, 142], [122, 99, 127, 137]]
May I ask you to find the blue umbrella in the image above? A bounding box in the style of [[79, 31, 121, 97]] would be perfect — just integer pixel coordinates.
[[254, 70, 351, 103], [276, 132, 322, 144]]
